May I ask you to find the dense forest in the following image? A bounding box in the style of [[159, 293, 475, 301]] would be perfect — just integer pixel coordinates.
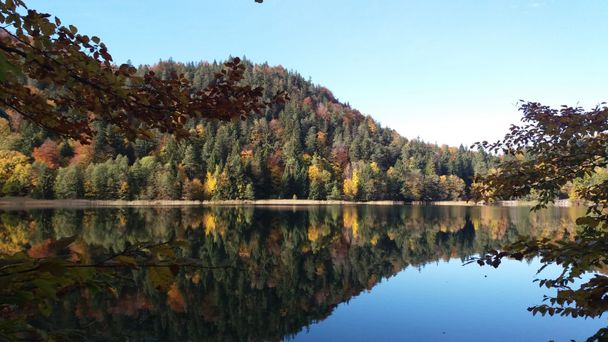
[[0, 59, 495, 201]]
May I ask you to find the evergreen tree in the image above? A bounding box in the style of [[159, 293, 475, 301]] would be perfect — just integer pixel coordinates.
[[0, 58, 493, 201], [244, 183, 255, 200], [154, 167, 180, 200], [328, 183, 341, 200], [181, 145, 199, 179], [54, 166, 84, 199], [31, 163, 55, 199]]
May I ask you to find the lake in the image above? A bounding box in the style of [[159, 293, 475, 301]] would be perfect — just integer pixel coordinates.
[[1, 205, 605, 341]]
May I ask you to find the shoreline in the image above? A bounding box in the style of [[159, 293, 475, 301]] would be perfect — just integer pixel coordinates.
[[0, 198, 405, 209], [0, 197, 579, 210]]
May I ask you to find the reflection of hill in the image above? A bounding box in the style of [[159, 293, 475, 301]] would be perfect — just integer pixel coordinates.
[[0, 205, 584, 341]]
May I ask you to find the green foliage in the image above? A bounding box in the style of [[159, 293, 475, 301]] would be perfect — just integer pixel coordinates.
[[328, 183, 341, 200], [30, 162, 55, 199], [0, 150, 31, 196], [244, 183, 255, 200], [0, 58, 491, 202], [53, 165, 84, 199], [473, 102, 608, 341], [0, 118, 21, 150]]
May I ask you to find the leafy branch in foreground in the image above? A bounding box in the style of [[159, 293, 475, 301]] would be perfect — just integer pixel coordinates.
[[0, 0, 287, 143], [471, 101, 608, 341]]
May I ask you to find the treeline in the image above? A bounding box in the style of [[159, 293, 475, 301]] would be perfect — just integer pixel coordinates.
[[0, 59, 495, 201]]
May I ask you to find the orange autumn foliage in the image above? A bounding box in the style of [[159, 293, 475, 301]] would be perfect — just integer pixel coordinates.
[[32, 138, 60, 169], [70, 141, 94, 165]]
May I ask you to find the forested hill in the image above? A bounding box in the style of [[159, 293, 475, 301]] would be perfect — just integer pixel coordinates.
[[0, 59, 494, 201]]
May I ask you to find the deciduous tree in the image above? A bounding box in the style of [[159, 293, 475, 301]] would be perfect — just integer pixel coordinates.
[[32, 138, 60, 169], [0, 1, 286, 143], [0, 149, 31, 195], [473, 102, 608, 340]]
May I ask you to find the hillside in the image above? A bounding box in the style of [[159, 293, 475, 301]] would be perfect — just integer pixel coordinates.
[[0, 59, 493, 201]]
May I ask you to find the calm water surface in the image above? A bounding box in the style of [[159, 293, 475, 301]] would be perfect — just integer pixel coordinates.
[[1, 205, 605, 341]]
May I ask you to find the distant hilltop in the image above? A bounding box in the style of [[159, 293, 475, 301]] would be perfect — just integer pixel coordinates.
[[0, 59, 493, 202]]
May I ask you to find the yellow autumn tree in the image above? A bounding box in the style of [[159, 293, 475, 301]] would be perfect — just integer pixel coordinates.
[[203, 171, 217, 199], [0, 150, 32, 196], [343, 170, 359, 200], [370, 161, 380, 173], [308, 164, 321, 182], [308, 155, 333, 200]]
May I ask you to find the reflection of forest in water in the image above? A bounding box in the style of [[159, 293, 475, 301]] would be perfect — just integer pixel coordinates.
[[0, 205, 585, 341]]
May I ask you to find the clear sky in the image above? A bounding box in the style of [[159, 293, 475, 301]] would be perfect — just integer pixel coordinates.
[[28, 0, 608, 146]]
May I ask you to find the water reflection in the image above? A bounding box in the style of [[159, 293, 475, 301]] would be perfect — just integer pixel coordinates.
[[0, 205, 588, 341]]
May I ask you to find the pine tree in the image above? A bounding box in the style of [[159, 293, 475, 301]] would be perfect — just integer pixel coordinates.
[[154, 167, 179, 200], [182, 145, 198, 179], [328, 182, 341, 200], [54, 166, 84, 199], [31, 163, 55, 199], [244, 183, 255, 200]]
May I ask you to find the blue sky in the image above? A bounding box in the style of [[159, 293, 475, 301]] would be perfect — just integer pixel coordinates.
[[28, 0, 608, 146]]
